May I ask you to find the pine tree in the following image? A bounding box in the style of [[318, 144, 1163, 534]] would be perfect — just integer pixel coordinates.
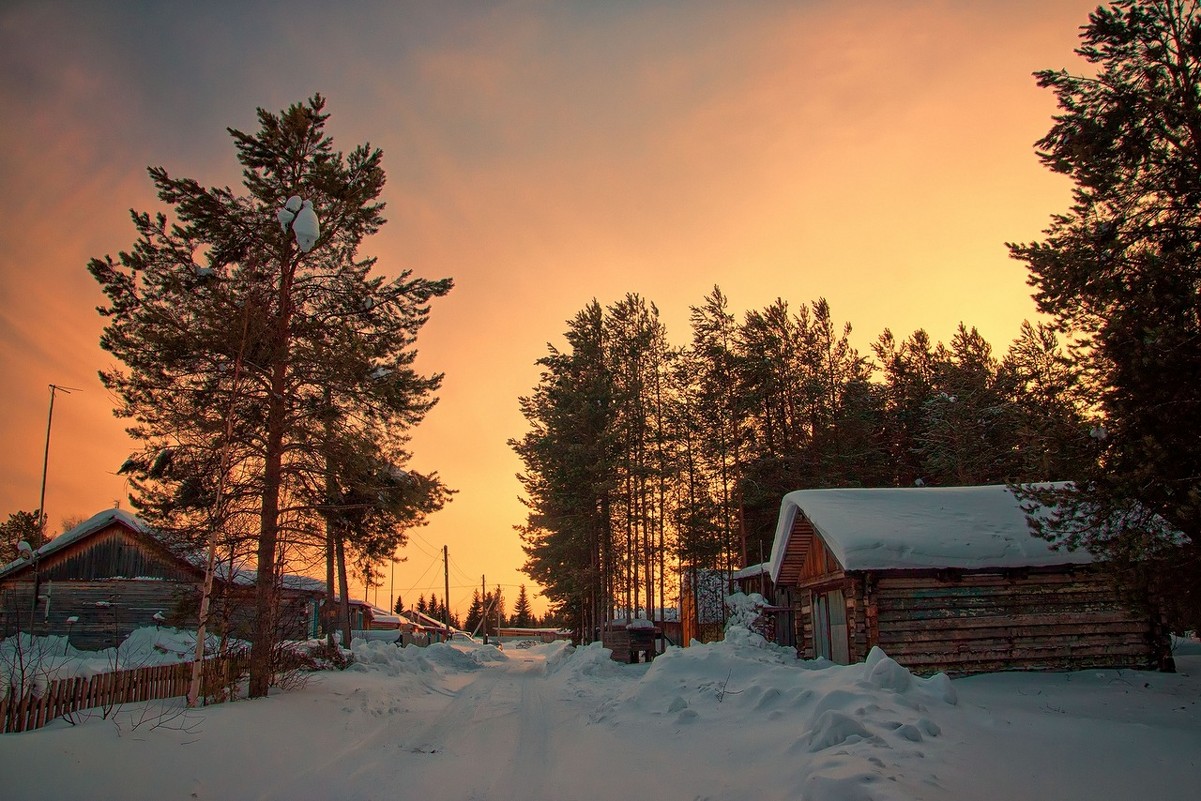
[[917, 324, 1019, 486], [1009, 0, 1201, 629], [464, 589, 483, 635], [999, 321, 1093, 482], [393, 594, 404, 616], [512, 584, 534, 628], [90, 96, 452, 696], [512, 301, 616, 639], [604, 294, 672, 624], [0, 510, 44, 564], [873, 329, 940, 485]]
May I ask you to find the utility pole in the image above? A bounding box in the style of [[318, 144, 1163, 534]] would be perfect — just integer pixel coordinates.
[[38, 384, 80, 536], [443, 546, 451, 630], [482, 574, 488, 645]]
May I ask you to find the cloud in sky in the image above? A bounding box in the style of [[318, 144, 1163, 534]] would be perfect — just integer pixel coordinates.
[[0, 0, 1097, 614]]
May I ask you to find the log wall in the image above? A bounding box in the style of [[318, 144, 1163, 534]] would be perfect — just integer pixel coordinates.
[[868, 568, 1161, 675]]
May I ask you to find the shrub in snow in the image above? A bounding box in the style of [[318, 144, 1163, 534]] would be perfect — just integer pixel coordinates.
[[723, 592, 774, 646]]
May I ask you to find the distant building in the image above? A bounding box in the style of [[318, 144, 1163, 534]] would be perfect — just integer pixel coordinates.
[[0, 509, 322, 649]]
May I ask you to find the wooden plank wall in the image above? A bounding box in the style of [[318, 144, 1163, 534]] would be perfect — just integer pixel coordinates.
[[0, 651, 248, 734], [870, 569, 1160, 675], [1, 581, 194, 650], [38, 530, 196, 583]]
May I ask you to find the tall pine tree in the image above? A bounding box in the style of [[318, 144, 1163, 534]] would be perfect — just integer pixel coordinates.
[[91, 96, 452, 695], [512, 584, 534, 628], [1009, 0, 1201, 628]]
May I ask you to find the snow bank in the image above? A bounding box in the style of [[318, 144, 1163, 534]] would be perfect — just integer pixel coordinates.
[[564, 624, 958, 800], [3, 624, 1197, 801], [348, 638, 508, 677], [0, 627, 244, 700], [551, 641, 626, 680]]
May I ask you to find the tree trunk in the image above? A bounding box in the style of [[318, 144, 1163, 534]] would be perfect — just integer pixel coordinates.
[[336, 532, 352, 647], [249, 242, 296, 699], [325, 521, 336, 649]]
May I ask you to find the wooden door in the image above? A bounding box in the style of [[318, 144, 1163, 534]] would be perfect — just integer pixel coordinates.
[[813, 588, 849, 664]]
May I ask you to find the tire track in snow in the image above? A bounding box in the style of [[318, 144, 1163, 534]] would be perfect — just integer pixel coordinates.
[[398, 652, 556, 801]]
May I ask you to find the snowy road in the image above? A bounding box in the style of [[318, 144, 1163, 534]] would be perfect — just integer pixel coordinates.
[[3, 637, 1199, 801], [393, 651, 561, 801]]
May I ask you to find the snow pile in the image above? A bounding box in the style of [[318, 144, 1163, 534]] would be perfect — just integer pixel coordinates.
[[348, 638, 508, 677], [580, 636, 958, 800], [724, 590, 786, 648], [540, 639, 576, 672], [553, 641, 627, 682], [467, 642, 510, 664]]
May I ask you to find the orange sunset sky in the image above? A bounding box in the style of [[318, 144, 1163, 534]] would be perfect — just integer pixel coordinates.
[[1, 0, 1100, 619]]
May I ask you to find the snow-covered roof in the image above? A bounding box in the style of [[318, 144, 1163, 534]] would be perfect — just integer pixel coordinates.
[[768, 484, 1093, 583], [227, 568, 326, 594], [367, 605, 401, 625], [0, 508, 327, 594], [731, 562, 769, 580], [407, 608, 462, 632], [0, 508, 150, 579]]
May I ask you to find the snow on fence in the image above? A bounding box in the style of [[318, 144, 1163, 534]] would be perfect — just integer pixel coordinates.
[[0, 652, 248, 734]]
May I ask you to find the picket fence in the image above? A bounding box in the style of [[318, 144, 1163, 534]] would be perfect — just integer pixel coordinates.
[[1, 652, 247, 734]]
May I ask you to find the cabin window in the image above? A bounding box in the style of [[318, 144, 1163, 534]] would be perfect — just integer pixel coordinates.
[[813, 589, 849, 664]]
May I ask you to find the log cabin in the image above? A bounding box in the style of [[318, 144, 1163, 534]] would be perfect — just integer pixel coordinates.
[[767, 485, 1172, 676], [0, 509, 323, 649]]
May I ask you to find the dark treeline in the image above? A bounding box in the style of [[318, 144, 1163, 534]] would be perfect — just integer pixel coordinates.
[[511, 288, 1095, 639]]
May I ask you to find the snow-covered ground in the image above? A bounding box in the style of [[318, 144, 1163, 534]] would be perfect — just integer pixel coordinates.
[[2, 625, 1199, 801]]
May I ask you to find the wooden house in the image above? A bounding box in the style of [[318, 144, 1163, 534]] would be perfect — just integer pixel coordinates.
[[342, 599, 406, 631], [0, 509, 322, 649], [767, 485, 1171, 676]]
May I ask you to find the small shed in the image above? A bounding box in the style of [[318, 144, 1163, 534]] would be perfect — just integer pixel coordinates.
[[768, 485, 1171, 675], [0, 509, 321, 649]]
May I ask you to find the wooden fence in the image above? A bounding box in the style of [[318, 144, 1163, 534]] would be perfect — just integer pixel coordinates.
[[1, 652, 248, 734]]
